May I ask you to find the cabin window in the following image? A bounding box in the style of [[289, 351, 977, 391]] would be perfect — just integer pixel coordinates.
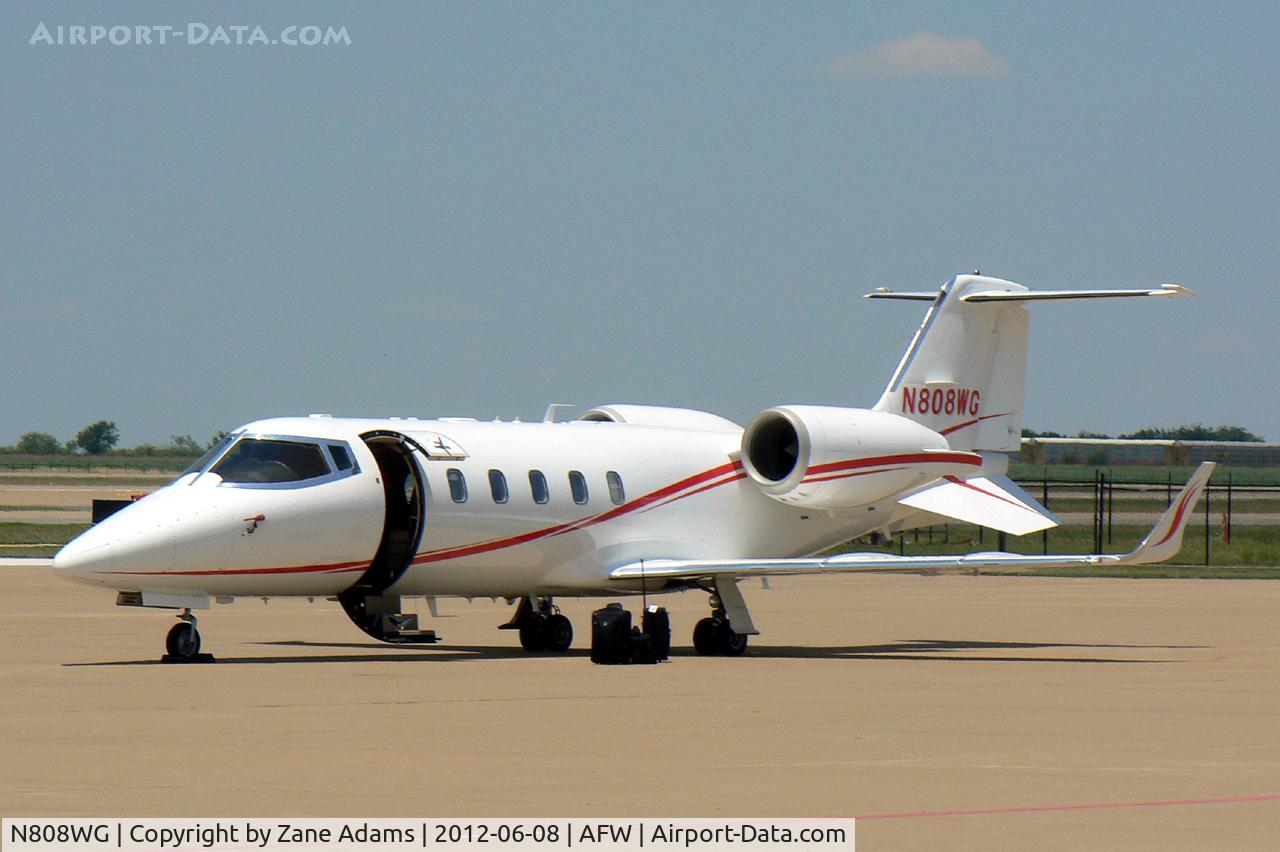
[[446, 468, 468, 503], [529, 470, 549, 504], [328, 444, 353, 471], [606, 471, 625, 505], [211, 438, 331, 484], [569, 470, 588, 505], [488, 469, 509, 504]]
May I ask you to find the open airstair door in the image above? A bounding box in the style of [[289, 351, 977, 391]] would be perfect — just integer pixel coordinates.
[[338, 432, 436, 643]]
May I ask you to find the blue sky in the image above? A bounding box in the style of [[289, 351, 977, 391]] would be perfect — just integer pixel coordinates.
[[3, 2, 1278, 446]]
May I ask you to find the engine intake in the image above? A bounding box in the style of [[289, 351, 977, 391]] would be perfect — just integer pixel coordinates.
[[740, 405, 976, 510]]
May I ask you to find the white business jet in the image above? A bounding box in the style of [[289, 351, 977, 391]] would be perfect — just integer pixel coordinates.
[[52, 274, 1211, 661]]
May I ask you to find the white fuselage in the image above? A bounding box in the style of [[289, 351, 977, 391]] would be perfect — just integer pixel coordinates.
[[54, 413, 966, 600]]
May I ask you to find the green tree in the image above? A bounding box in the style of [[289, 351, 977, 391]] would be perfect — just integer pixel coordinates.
[[1120, 423, 1264, 442], [16, 432, 62, 454], [166, 435, 201, 454], [75, 420, 120, 455]]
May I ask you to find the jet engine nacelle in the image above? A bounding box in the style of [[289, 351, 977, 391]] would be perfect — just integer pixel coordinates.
[[740, 405, 977, 509], [581, 404, 741, 432]]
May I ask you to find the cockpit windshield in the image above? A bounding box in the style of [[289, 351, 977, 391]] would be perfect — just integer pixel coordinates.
[[181, 434, 236, 477], [210, 438, 332, 484]]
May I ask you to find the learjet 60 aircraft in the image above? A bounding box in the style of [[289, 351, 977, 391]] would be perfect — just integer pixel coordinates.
[[52, 274, 1212, 660]]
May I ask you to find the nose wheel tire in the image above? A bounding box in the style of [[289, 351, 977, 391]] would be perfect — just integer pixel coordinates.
[[165, 622, 201, 660]]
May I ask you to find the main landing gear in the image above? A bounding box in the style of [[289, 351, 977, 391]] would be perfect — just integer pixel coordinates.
[[162, 609, 212, 663], [691, 592, 749, 657], [502, 596, 573, 653]]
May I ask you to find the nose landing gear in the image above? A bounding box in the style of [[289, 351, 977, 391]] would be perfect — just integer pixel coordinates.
[[162, 609, 212, 663]]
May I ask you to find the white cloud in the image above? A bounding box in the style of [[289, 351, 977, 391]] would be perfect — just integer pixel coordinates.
[[824, 32, 1010, 79]]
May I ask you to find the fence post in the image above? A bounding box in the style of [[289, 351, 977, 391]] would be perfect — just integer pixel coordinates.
[[1225, 473, 1232, 545], [1107, 474, 1114, 545], [1042, 477, 1049, 555], [1093, 471, 1104, 554]]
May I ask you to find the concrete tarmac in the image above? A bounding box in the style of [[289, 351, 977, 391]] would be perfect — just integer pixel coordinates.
[[2, 565, 1277, 850]]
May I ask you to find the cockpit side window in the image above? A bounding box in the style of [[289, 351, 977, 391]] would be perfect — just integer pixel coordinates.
[[328, 444, 354, 471], [211, 439, 331, 484]]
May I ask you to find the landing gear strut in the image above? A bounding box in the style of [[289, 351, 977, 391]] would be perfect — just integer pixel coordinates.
[[503, 596, 573, 653], [162, 609, 206, 662], [692, 593, 749, 656]]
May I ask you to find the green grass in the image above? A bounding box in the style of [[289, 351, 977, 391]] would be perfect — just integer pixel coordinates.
[[832, 523, 1280, 575], [0, 475, 172, 487], [1039, 497, 1280, 514], [0, 522, 90, 557], [1009, 463, 1280, 486], [0, 454, 195, 472]]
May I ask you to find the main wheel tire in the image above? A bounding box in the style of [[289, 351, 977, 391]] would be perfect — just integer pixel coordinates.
[[719, 625, 748, 657], [692, 617, 721, 655], [542, 614, 573, 652], [518, 619, 547, 652], [165, 622, 201, 659]]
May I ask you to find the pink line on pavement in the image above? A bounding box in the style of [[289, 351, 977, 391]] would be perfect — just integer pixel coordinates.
[[856, 794, 1280, 820]]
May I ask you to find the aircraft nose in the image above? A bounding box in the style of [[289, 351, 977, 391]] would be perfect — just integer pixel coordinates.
[[53, 529, 116, 582]]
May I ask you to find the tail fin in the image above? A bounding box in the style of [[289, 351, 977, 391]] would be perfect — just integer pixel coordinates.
[[868, 275, 1193, 452]]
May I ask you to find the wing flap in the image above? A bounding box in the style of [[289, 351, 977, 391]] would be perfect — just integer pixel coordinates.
[[897, 474, 1059, 535]]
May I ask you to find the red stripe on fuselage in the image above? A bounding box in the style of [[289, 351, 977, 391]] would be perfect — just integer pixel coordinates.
[[801, 466, 908, 485], [414, 452, 980, 567], [637, 470, 749, 515], [110, 560, 371, 577], [413, 461, 744, 564]]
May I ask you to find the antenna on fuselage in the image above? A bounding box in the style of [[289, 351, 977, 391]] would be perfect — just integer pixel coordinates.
[[542, 403, 575, 423], [639, 558, 647, 613]]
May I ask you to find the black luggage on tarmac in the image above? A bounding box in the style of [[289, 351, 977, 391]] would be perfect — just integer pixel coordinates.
[[591, 603, 632, 664], [642, 606, 670, 661]]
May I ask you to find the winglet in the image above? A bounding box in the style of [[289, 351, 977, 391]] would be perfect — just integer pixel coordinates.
[[1120, 462, 1215, 564]]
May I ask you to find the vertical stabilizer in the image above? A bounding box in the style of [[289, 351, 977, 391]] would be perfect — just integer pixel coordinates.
[[872, 275, 1029, 453], [868, 275, 1192, 453]]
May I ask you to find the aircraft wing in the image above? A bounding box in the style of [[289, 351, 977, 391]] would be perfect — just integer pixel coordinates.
[[896, 474, 1060, 535], [0, 557, 54, 568], [610, 463, 1214, 582]]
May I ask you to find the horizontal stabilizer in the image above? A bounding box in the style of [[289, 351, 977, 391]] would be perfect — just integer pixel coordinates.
[[609, 464, 1215, 582], [865, 283, 1195, 303], [959, 283, 1195, 302], [897, 474, 1059, 535]]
